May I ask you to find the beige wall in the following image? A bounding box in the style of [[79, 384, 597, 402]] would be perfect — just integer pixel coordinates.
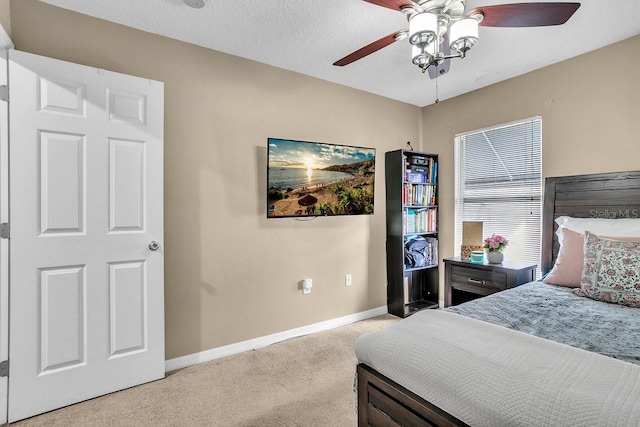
[[0, 0, 9, 37], [422, 35, 640, 296], [10, 0, 421, 359]]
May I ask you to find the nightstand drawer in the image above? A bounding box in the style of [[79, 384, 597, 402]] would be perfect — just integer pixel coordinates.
[[444, 257, 537, 307], [450, 265, 507, 291]]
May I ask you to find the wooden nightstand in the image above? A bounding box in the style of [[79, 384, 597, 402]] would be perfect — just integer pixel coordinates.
[[444, 257, 537, 307]]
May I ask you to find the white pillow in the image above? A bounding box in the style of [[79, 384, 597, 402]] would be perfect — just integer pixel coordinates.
[[555, 215, 640, 238]]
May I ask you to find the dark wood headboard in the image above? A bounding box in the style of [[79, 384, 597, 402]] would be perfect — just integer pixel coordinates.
[[541, 170, 640, 275]]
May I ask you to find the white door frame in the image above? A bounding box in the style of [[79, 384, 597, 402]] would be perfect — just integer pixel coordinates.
[[0, 22, 13, 423]]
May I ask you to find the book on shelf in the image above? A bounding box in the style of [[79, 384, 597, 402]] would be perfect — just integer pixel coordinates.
[[403, 157, 438, 185], [405, 209, 416, 234], [425, 237, 438, 266], [404, 207, 437, 234], [403, 277, 409, 304], [406, 172, 428, 183], [432, 160, 437, 184], [404, 183, 436, 206]]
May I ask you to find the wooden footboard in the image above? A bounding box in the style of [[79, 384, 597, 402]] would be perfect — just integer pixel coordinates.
[[357, 364, 469, 427]]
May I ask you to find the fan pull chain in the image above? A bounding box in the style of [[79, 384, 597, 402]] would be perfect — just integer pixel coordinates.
[[434, 71, 440, 104]]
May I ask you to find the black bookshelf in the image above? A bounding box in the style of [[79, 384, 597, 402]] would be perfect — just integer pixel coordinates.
[[385, 149, 439, 318]]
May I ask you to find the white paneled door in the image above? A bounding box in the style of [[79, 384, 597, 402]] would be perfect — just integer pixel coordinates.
[[7, 50, 164, 422]]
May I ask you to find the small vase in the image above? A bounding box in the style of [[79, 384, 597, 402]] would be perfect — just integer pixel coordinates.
[[486, 250, 504, 264]]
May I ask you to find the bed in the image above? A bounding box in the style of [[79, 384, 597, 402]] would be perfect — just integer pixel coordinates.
[[356, 170, 640, 426]]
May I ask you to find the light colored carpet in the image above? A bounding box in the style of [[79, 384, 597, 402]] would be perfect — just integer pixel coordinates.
[[13, 314, 397, 427]]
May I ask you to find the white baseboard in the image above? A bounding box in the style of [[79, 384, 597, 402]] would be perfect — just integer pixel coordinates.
[[164, 305, 388, 372], [439, 300, 444, 308]]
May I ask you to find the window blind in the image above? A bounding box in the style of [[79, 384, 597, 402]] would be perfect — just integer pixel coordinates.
[[454, 117, 542, 276]]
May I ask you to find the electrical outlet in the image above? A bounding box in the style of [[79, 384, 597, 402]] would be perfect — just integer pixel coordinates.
[[345, 274, 352, 287], [302, 278, 312, 294]]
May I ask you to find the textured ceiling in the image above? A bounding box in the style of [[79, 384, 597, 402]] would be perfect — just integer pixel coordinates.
[[41, 0, 640, 107]]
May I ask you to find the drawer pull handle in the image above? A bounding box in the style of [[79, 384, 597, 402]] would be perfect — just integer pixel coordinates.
[[468, 278, 486, 285]]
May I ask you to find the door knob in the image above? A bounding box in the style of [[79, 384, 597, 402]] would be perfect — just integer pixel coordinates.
[[148, 241, 160, 251]]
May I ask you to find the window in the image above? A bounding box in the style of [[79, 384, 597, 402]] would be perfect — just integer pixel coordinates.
[[454, 117, 542, 274]]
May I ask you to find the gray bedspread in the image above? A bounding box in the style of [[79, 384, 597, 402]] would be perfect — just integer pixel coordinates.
[[446, 281, 640, 365], [355, 309, 640, 426]]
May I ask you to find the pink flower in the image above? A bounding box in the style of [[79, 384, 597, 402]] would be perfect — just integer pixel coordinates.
[[482, 234, 509, 252]]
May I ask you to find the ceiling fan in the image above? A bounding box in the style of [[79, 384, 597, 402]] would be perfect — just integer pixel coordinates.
[[333, 1, 581, 79]]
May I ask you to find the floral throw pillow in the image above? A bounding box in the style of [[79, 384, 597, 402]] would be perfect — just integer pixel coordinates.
[[574, 231, 640, 307]]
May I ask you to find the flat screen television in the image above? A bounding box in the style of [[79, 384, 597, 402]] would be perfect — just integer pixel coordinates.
[[267, 138, 375, 218]]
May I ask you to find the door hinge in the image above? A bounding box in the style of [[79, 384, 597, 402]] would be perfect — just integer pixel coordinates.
[[0, 85, 8, 102], [0, 222, 8, 239], [0, 360, 8, 377]]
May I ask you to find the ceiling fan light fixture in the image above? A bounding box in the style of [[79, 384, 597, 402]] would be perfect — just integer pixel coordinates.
[[411, 45, 430, 66], [449, 18, 479, 54], [432, 51, 446, 66], [409, 12, 438, 46], [333, 0, 581, 78]]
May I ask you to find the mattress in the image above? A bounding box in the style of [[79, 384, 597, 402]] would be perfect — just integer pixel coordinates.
[[355, 283, 640, 426]]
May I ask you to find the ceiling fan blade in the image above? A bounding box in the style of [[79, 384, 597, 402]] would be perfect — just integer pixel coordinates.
[[363, 0, 421, 13], [333, 31, 405, 66], [467, 2, 581, 27]]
